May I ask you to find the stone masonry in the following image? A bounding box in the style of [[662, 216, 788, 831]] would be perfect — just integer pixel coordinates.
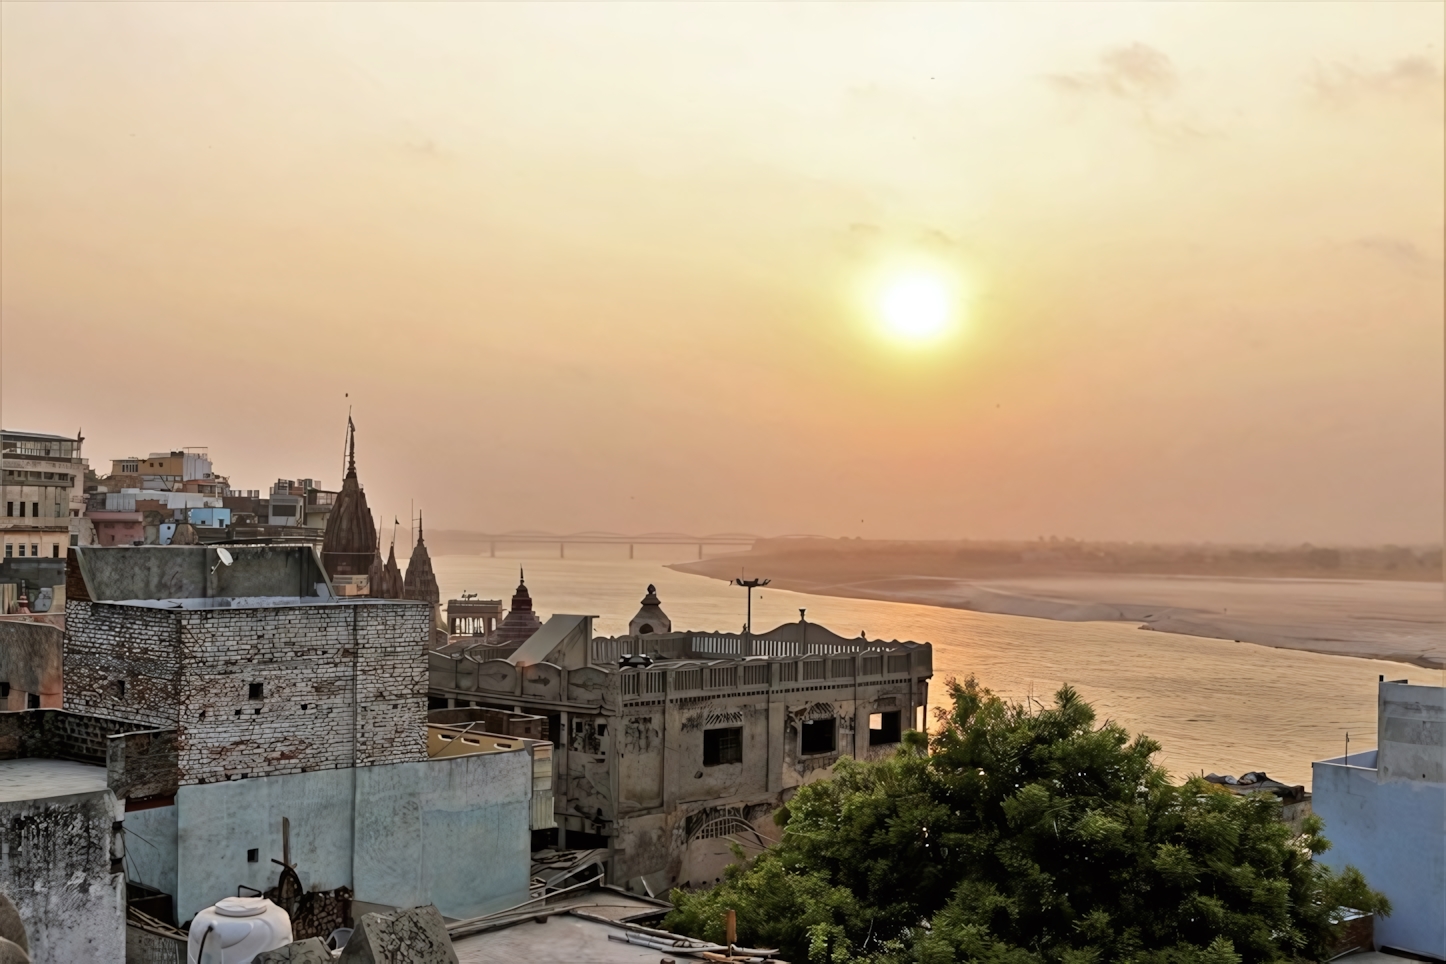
[[64, 600, 429, 786]]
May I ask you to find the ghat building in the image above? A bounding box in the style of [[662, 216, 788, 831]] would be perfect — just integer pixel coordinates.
[[429, 584, 934, 895]]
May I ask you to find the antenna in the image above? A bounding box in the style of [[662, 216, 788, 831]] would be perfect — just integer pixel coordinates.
[[210, 547, 234, 574]]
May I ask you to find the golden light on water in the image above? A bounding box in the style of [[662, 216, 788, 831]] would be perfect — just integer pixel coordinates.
[[874, 271, 957, 345]]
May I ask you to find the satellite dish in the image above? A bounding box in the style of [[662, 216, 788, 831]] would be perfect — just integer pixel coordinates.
[[211, 547, 234, 574]]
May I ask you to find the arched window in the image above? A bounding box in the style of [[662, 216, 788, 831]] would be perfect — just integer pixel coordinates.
[[637, 623, 654, 635]]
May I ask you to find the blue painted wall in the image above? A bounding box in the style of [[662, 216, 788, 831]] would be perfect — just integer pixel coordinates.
[[1313, 753, 1446, 958], [152, 751, 530, 925], [124, 802, 178, 899]]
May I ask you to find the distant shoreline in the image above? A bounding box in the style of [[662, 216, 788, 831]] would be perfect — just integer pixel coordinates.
[[669, 562, 1446, 671]]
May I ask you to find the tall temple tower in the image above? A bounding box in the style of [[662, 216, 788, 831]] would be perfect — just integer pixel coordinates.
[[321, 417, 379, 596]]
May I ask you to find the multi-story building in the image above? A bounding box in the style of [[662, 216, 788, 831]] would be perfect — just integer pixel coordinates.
[[1, 429, 86, 561], [109, 448, 218, 493], [428, 585, 934, 895], [54, 542, 540, 926], [1312, 679, 1446, 959]]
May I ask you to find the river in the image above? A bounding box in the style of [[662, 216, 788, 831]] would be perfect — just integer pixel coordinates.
[[430, 551, 1435, 789]]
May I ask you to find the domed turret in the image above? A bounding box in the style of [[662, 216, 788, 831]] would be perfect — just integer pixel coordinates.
[[495, 569, 543, 645], [629, 584, 671, 636]]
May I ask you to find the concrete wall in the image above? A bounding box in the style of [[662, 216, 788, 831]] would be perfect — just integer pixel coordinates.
[[1378, 682, 1446, 785], [164, 752, 532, 925], [124, 802, 179, 901], [0, 622, 62, 710], [1312, 754, 1446, 959], [0, 788, 125, 964], [69, 544, 329, 603]]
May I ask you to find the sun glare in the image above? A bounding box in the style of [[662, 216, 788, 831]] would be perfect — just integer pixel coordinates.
[[877, 273, 954, 343]]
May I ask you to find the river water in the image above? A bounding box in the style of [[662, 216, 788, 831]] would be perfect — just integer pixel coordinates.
[[430, 551, 1433, 789]]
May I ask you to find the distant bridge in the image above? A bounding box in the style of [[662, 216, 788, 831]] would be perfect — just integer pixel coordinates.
[[444, 530, 828, 559]]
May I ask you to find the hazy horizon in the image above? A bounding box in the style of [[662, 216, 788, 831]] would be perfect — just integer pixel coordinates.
[[2, 3, 1441, 545]]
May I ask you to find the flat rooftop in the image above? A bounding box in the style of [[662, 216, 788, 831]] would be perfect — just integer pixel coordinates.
[[0, 758, 109, 802]]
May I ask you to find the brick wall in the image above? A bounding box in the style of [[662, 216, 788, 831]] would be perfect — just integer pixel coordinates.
[[64, 602, 182, 729], [65, 599, 430, 786], [0, 709, 153, 765], [107, 727, 180, 800]]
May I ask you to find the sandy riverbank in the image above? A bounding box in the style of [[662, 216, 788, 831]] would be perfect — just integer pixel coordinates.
[[671, 562, 1446, 670]]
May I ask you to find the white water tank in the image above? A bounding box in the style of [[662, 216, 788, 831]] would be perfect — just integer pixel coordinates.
[[187, 896, 293, 964]]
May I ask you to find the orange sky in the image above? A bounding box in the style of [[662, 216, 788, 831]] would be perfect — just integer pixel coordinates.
[[2, 2, 1441, 544]]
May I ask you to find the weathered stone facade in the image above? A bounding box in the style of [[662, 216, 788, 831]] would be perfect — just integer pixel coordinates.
[[64, 600, 430, 785], [429, 607, 933, 892], [0, 763, 126, 963]]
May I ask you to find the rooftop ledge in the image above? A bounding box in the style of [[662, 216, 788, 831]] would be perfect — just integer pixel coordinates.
[[98, 595, 423, 610]]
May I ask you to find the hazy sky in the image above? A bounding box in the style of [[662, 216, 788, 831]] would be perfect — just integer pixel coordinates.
[[2, 2, 1441, 544]]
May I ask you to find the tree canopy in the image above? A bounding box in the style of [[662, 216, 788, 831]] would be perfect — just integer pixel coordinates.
[[665, 677, 1388, 964]]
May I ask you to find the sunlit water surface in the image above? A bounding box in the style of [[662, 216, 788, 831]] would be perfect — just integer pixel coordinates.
[[430, 552, 1434, 789]]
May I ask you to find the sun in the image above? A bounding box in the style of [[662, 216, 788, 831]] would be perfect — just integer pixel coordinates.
[[876, 273, 954, 343]]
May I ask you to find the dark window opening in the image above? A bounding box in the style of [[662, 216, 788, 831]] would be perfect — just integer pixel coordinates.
[[0, 682, 9, 699], [113, 680, 126, 700], [248, 682, 264, 700], [597, 724, 608, 737], [247, 849, 259, 863], [26, 693, 40, 710], [637, 623, 653, 634], [703, 727, 743, 766], [800, 718, 836, 755], [427, 696, 449, 711], [869, 710, 902, 746]]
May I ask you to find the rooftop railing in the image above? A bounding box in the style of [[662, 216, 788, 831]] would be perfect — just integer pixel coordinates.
[[592, 631, 921, 666]]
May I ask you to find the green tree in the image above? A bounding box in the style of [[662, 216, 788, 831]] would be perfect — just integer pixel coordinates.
[[665, 677, 1388, 964]]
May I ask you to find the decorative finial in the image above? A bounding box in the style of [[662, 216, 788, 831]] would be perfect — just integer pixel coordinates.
[[346, 414, 357, 477], [647, 584, 656, 594], [519, 567, 525, 585], [417, 510, 423, 541]]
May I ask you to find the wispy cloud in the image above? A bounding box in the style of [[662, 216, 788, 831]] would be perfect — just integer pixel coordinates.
[[1310, 55, 1444, 109], [1048, 43, 1178, 102], [1352, 236, 1442, 276], [1045, 43, 1213, 141]]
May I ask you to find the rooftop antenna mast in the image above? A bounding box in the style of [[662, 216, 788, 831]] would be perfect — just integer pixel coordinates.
[[732, 573, 770, 635], [340, 398, 352, 483]]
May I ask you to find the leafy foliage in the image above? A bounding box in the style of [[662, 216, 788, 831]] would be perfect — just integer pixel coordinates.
[[665, 677, 1388, 964]]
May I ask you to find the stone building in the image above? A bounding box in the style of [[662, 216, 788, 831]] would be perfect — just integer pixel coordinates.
[[58, 543, 537, 926], [1, 430, 87, 607], [320, 419, 378, 596], [428, 586, 933, 894]]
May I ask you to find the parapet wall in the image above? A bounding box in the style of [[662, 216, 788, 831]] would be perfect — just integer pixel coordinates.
[[0, 709, 153, 766]]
